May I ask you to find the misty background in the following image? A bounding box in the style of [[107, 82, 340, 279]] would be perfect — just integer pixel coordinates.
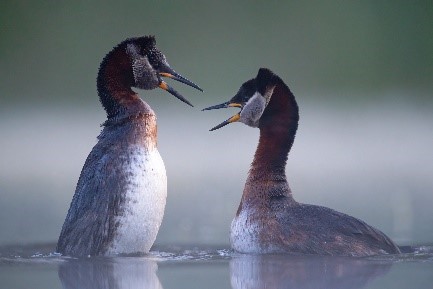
[[1, 1, 432, 248]]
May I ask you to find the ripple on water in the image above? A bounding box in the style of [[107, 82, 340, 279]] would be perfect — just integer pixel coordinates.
[[148, 246, 232, 262], [0, 243, 233, 265], [1, 243, 433, 264]]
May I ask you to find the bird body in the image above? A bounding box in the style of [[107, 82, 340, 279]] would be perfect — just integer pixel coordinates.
[[57, 36, 201, 256], [205, 68, 400, 256], [58, 111, 166, 256], [231, 201, 400, 256], [106, 144, 166, 255]]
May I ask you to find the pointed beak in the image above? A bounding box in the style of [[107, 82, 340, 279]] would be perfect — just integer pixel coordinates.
[[202, 101, 229, 111], [158, 81, 194, 107], [159, 71, 203, 92], [158, 65, 202, 107], [202, 101, 243, 131], [202, 101, 242, 111], [209, 113, 241, 131]]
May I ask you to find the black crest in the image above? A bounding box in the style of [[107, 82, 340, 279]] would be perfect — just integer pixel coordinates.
[[127, 36, 157, 55], [256, 68, 276, 95]]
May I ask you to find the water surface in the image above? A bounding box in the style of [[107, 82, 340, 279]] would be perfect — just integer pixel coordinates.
[[1, 244, 432, 289]]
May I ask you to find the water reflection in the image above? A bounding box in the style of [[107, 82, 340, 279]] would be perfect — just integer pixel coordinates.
[[230, 254, 392, 289], [58, 257, 163, 289]]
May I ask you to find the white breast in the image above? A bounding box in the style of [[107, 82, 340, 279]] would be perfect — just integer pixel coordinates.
[[230, 208, 262, 253], [107, 146, 167, 254]]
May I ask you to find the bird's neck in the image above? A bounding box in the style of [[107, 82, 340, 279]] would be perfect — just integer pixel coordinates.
[[97, 47, 152, 120], [244, 81, 299, 201]]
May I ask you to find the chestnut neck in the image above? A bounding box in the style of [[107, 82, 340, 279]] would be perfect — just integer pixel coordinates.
[[245, 79, 299, 198], [97, 46, 152, 121]]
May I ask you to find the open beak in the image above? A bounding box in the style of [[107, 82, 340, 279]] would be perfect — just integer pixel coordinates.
[[158, 66, 203, 107], [202, 101, 243, 131], [158, 81, 194, 107], [159, 71, 203, 92]]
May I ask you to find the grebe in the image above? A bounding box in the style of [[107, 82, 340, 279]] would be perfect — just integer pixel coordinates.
[[204, 68, 400, 256], [57, 36, 202, 256]]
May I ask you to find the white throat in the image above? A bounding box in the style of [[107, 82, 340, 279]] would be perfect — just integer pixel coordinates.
[[239, 92, 267, 128]]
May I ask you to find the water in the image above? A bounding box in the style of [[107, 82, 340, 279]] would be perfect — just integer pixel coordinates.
[[1, 244, 432, 289]]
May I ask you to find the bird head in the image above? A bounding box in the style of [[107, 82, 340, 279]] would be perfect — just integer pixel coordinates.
[[124, 36, 202, 106], [203, 68, 276, 130]]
